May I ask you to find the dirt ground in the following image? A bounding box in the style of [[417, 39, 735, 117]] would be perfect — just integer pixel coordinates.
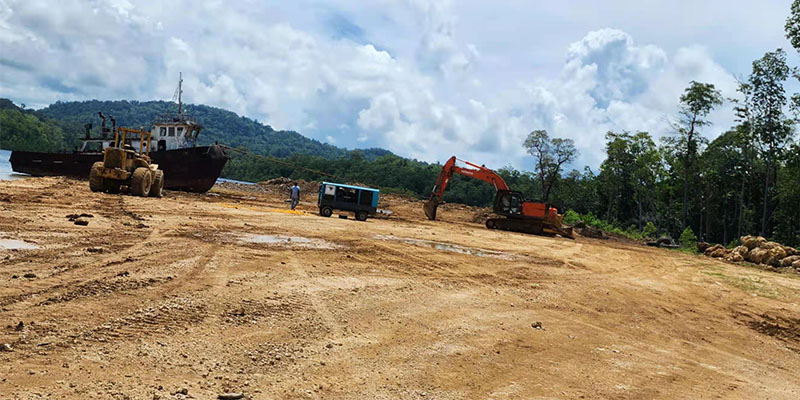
[[2, 177, 800, 399]]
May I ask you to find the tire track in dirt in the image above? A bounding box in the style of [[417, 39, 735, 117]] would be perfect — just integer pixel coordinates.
[[0, 226, 162, 308], [370, 240, 560, 289], [4, 243, 222, 359], [289, 262, 343, 339]]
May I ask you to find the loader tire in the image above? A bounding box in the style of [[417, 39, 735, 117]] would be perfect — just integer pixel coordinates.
[[89, 162, 104, 192], [149, 170, 164, 198], [131, 167, 152, 197]]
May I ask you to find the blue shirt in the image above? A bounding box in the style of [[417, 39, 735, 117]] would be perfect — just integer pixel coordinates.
[[291, 185, 300, 199]]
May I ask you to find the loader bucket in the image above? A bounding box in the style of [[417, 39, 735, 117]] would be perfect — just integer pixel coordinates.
[[423, 199, 439, 220]]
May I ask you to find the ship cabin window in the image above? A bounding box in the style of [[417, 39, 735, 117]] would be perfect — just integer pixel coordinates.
[[168, 127, 175, 136], [160, 127, 167, 137], [177, 127, 184, 137]]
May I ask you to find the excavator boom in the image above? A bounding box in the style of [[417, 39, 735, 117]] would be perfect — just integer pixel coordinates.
[[424, 156, 509, 220]]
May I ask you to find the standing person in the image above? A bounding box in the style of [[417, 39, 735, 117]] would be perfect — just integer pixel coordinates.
[[290, 182, 300, 210]]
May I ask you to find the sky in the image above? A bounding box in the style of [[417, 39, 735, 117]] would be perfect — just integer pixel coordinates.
[[0, 0, 797, 170]]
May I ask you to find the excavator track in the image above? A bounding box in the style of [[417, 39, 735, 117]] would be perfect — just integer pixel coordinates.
[[486, 218, 575, 239]]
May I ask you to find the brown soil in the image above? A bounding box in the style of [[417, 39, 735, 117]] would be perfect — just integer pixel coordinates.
[[2, 177, 800, 399]]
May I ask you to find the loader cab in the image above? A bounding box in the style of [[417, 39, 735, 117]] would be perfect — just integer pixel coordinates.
[[318, 182, 379, 221]]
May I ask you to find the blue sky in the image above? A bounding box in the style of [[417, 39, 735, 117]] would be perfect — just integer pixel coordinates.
[[0, 0, 797, 170]]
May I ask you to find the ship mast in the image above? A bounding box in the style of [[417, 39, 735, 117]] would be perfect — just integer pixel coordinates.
[[172, 72, 183, 115]]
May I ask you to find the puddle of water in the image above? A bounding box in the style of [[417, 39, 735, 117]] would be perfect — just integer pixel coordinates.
[[375, 234, 517, 260], [0, 239, 40, 250], [237, 233, 340, 249]]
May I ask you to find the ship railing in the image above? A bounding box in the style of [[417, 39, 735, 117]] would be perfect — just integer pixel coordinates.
[[154, 113, 199, 125]]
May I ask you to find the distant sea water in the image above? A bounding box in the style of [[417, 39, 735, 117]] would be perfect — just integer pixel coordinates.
[[0, 149, 27, 181]]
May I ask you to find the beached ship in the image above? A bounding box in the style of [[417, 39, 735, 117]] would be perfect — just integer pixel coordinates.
[[10, 76, 229, 192]]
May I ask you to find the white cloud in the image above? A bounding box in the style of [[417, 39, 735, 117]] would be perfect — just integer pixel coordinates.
[[0, 0, 767, 171]]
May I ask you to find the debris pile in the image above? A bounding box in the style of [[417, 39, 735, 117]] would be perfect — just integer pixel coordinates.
[[648, 236, 679, 248], [471, 210, 492, 224], [257, 178, 319, 196], [701, 235, 800, 271], [578, 225, 607, 240]]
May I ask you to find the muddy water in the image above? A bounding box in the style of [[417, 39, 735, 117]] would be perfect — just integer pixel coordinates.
[[237, 233, 340, 249], [375, 234, 519, 260], [0, 238, 40, 250]]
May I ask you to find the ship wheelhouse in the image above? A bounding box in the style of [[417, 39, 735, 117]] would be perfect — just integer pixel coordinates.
[[150, 114, 202, 152]]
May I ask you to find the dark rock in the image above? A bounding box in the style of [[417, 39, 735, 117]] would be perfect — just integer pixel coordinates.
[[74, 218, 89, 226], [0, 343, 12, 352], [697, 242, 710, 253], [531, 321, 543, 330], [23, 273, 36, 279], [87, 247, 103, 254], [218, 393, 244, 400]]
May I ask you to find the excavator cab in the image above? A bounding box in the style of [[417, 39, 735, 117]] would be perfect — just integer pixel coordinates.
[[494, 190, 524, 216]]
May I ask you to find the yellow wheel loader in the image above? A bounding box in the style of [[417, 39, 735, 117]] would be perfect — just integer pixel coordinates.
[[89, 127, 164, 197]]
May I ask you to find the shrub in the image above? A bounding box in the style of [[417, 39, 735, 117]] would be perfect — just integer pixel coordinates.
[[563, 209, 581, 225], [679, 227, 697, 249], [642, 221, 657, 239]]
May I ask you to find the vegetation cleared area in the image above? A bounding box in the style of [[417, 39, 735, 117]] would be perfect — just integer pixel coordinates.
[[2, 177, 800, 399]]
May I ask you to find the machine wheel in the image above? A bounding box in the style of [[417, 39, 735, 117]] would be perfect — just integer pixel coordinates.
[[130, 167, 152, 197], [89, 162, 104, 192], [486, 219, 496, 229], [355, 211, 368, 221], [320, 206, 333, 217], [149, 170, 164, 198]]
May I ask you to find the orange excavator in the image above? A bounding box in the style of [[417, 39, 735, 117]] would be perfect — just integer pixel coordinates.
[[423, 156, 574, 239]]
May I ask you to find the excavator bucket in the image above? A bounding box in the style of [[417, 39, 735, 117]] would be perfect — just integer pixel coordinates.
[[423, 199, 439, 220], [542, 225, 575, 239]]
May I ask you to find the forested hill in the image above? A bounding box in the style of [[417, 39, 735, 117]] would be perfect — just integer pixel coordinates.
[[34, 99, 392, 160]]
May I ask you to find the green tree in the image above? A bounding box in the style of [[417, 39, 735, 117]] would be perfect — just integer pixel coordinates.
[[523, 129, 578, 202], [598, 131, 663, 231], [663, 81, 723, 230], [748, 49, 794, 236]]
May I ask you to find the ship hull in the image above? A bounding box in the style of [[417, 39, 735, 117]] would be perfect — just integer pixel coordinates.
[[9, 146, 229, 193]]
